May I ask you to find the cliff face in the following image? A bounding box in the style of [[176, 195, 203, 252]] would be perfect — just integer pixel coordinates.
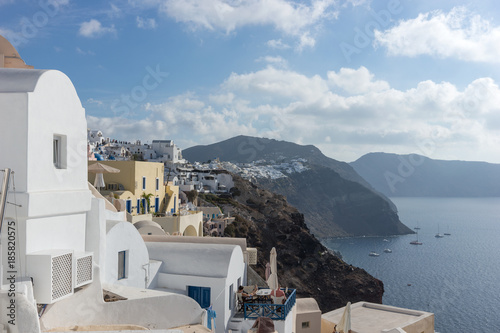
[[202, 175, 384, 312], [256, 165, 411, 237], [184, 135, 412, 238]]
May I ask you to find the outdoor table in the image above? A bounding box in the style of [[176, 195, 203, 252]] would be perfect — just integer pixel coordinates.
[[255, 289, 271, 303]]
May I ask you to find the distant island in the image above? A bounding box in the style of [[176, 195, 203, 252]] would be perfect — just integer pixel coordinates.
[[350, 152, 500, 197], [184, 136, 413, 238]]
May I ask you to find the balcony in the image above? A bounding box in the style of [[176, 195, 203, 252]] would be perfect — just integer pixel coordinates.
[[243, 289, 296, 321]]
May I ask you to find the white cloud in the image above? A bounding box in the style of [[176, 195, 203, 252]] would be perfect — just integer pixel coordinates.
[[79, 19, 116, 38], [108, 3, 122, 18], [327, 66, 390, 95], [76, 47, 95, 55], [88, 66, 500, 163], [136, 16, 158, 29], [152, 0, 338, 49], [267, 39, 291, 50], [255, 56, 288, 68], [374, 6, 500, 63]]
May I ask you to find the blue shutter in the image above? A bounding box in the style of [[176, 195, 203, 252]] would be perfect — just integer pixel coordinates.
[[126, 200, 131, 213], [137, 199, 140, 214], [155, 197, 159, 213], [188, 286, 211, 309]]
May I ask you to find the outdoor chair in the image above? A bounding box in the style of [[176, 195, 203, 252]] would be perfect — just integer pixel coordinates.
[[237, 292, 256, 312]]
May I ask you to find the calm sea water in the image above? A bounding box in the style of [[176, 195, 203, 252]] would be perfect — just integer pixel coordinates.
[[322, 197, 500, 333]]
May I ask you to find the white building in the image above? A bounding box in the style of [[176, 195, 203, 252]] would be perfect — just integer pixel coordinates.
[[152, 139, 184, 164], [0, 38, 210, 333]]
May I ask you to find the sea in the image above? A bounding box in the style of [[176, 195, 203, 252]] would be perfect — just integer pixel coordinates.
[[321, 197, 500, 333]]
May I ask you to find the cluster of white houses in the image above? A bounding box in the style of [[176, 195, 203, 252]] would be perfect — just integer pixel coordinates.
[[0, 35, 435, 333]]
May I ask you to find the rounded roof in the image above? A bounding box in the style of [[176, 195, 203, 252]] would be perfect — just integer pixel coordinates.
[[0, 35, 20, 58], [146, 242, 244, 278], [296, 298, 320, 312], [134, 220, 162, 230], [0, 35, 33, 69]]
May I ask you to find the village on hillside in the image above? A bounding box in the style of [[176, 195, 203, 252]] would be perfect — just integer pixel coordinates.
[[0, 35, 435, 333]]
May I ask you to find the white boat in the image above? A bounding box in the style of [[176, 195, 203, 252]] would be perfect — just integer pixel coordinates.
[[369, 251, 380, 257], [410, 230, 422, 245], [383, 239, 389, 242], [435, 225, 444, 238], [383, 249, 392, 253]]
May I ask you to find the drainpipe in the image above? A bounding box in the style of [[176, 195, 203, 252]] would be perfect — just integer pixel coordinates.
[[0, 168, 11, 285], [0, 168, 11, 235], [142, 263, 150, 288]]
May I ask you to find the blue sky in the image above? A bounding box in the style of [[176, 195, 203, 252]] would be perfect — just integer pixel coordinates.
[[2, 0, 500, 163]]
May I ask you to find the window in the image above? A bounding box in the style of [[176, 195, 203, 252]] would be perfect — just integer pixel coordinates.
[[229, 284, 234, 310], [118, 250, 127, 280], [53, 135, 66, 169], [142, 176, 146, 190], [156, 178, 159, 191], [301, 322, 310, 329]]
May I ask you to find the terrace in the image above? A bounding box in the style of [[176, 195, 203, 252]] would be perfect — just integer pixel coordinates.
[[242, 288, 296, 321]]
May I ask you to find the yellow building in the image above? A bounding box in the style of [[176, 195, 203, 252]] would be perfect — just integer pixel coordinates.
[[88, 161, 168, 216]]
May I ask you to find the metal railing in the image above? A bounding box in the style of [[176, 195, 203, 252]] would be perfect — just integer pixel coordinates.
[[243, 288, 296, 321]]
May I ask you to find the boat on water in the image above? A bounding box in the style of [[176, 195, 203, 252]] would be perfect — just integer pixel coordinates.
[[435, 225, 444, 238], [369, 251, 380, 257], [444, 225, 451, 235], [410, 230, 422, 245], [383, 249, 392, 253], [383, 239, 389, 242]]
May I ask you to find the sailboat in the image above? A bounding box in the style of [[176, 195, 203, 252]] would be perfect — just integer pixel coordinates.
[[444, 225, 451, 236], [435, 225, 444, 238], [410, 230, 422, 245]]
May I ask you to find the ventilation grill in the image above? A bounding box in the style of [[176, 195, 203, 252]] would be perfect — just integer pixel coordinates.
[[51, 253, 73, 301], [247, 247, 258, 265], [76, 254, 93, 287]]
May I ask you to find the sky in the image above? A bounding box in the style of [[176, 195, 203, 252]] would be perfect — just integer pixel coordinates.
[[1, 0, 500, 163]]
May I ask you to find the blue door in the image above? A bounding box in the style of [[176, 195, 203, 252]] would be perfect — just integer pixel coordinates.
[[155, 197, 159, 213], [188, 286, 211, 309], [142, 198, 148, 213], [126, 200, 131, 214], [136, 199, 140, 214]]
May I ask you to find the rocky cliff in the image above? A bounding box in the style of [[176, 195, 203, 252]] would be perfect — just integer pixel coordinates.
[[185, 135, 412, 238], [201, 175, 384, 312]]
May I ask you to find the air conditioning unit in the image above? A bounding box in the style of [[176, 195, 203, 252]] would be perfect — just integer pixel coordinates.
[[74, 252, 93, 288], [26, 250, 73, 304]]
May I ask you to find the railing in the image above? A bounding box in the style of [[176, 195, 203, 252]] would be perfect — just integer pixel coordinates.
[[243, 289, 296, 321]]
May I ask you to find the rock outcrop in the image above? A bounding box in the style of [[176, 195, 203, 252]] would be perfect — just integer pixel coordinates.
[[201, 175, 384, 312]]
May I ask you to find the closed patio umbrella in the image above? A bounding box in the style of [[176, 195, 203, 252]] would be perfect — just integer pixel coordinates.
[[266, 247, 278, 291], [336, 302, 351, 333], [88, 162, 120, 192]]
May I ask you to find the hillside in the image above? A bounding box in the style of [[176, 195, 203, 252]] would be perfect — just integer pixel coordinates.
[[200, 175, 384, 312], [350, 152, 500, 197], [184, 136, 412, 238]]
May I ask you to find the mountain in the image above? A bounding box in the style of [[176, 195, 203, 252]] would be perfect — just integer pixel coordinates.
[[350, 152, 500, 197], [184, 136, 412, 238], [200, 175, 384, 312]]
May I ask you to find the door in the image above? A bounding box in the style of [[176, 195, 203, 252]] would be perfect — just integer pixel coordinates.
[[188, 286, 211, 309]]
